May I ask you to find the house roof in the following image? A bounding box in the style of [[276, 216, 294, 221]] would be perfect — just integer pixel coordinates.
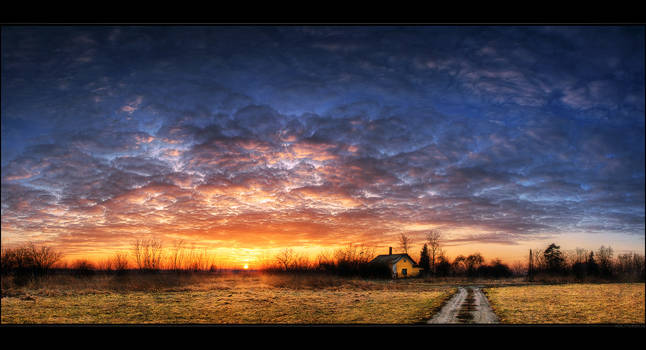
[[370, 253, 420, 267]]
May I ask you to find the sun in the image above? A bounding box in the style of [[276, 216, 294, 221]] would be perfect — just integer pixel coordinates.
[[243, 264, 249, 270]]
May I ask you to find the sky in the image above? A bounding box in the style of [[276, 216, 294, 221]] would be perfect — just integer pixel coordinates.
[[1, 26, 644, 266]]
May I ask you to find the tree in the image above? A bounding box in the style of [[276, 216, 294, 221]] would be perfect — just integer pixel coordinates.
[[465, 253, 484, 276], [426, 229, 443, 274], [586, 251, 599, 276], [112, 252, 129, 275], [544, 243, 564, 273], [452, 255, 467, 276], [27, 243, 63, 276], [510, 261, 527, 277], [71, 259, 95, 278], [435, 253, 451, 277], [275, 248, 295, 271], [419, 244, 431, 274], [131, 238, 163, 272], [399, 233, 412, 254], [597, 246, 614, 277]]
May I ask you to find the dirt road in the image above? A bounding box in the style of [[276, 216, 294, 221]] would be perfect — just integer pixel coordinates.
[[428, 286, 499, 324]]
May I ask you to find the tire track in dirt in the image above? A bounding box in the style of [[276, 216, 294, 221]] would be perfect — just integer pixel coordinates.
[[427, 286, 499, 324]]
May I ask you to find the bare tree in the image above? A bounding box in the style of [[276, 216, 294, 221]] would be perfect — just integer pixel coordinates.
[[96, 258, 113, 272], [1, 246, 34, 275], [112, 252, 129, 274], [131, 238, 163, 272], [399, 233, 412, 254], [510, 260, 527, 277], [275, 248, 295, 271], [426, 229, 443, 274], [27, 243, 63, 275], [574, 248, 588, 265], [186, 245, 210, 272], [532, 248, 546, 272], [597, 245, 614, 276]]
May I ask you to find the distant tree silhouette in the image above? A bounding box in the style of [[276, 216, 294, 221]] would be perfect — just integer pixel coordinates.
[[452, 255, 467, 276], [426, 230, 443, 274], [544, 243, 565, 273], [586, 251, 599, 276], [465, 253, 484, 276], [72, 259, 95, 278], [419, 244, 431, 274], [398, 233, 412, 254], [435, 253, 451, 277], [276, 248, 295, 271], [597, 246, 614, 277]]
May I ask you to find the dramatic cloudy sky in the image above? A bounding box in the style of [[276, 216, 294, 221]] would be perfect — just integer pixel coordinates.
[[2, 26, 644, 265]]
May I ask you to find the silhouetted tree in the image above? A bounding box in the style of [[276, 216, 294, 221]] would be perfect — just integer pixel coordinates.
[[419, 244, 431, 274], [597, 246, 614, 277], [27, 243, 63, 276], [435, 253, 451, 277], [544, 243, 565, 273], [72, 259, 95, 278], [586, 251, 599, 276], [399, 233, 412, 254], [112, 252, 129, 276], [426, 229, 442, 274], [465, 253, 484, 276], [131, 238, 163, 272], [275, 248, 295, 271], [452, 255, 467, 276]]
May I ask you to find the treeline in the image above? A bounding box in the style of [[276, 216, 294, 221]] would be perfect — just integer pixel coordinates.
[[530, 243, 645, 281], [1, 239, 220, 284], [262, 246, 515, 279], [3, 240, 643, 283], [263, 246, 392, 278], [0, 243, 63, 284], [430, 254, 514, 278]]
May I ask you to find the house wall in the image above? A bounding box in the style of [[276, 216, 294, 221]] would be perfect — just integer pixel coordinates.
[[393, 257, 422, 278]]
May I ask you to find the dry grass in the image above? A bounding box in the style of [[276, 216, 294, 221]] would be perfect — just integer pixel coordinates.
[[484, 283, 645, 324], [1, 273, 455, 324]]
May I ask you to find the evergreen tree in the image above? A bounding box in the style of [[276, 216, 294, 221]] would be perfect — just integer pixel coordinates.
[[544, 243, 565, 273], [587, 251, 600, 276], [419, 244, 431, 274]]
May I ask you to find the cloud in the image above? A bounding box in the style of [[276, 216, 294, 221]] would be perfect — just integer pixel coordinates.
[[1, 27, 644, 258]]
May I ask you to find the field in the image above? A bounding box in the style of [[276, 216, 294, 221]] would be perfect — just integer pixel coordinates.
[[0, 273, 455, 324], [484, 283, 645, 324], [3, 273, 644, 324]]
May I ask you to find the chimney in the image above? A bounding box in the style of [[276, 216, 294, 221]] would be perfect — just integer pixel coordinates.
[[389, 247, 392, 255]]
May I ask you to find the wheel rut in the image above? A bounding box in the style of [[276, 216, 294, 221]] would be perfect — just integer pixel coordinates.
[[428, 286, 499, 324]]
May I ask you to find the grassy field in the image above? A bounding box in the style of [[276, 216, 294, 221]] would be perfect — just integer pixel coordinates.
[[484, 283, 645, 324], [1, 273, 456, 324]]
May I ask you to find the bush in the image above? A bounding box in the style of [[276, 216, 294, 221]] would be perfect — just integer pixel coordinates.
[[72, 260, 96, 278], [0, 244, 63, 281]]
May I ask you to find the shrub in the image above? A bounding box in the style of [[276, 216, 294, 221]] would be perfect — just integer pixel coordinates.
[[72, 259, 96, 278]]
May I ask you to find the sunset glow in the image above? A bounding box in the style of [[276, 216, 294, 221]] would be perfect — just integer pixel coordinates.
[[1, 26, 644, 266]]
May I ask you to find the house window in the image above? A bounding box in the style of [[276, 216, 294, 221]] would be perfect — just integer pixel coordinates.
[[402, 268, 407, 276]]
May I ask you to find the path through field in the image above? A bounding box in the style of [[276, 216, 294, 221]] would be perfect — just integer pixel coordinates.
[[428, 286, 499, 324]]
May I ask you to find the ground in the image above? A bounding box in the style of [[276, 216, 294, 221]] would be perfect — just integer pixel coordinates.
[[0, 273, 455, 324], [428, 286, 499, 324], [2, 274, 644, 324], [484, 283, 645, 324]]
